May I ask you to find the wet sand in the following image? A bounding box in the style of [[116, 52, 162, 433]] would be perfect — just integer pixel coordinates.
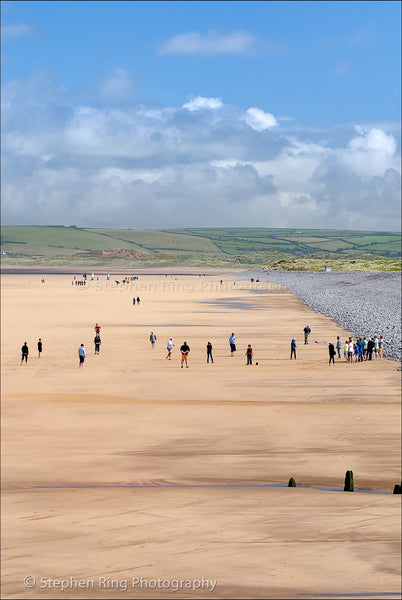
[[1, 273, 401, 599]]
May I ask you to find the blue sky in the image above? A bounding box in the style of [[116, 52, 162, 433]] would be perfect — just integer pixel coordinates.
[[1, 0, 401, 230]]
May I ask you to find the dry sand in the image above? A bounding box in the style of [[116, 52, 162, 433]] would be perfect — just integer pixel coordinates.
[[1, 273, 401, 599]]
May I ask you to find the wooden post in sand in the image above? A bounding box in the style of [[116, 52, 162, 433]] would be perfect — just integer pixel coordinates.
[[288, 477, 296, 487], [344, 470, 354, 492], [393, 483, 401, 494]]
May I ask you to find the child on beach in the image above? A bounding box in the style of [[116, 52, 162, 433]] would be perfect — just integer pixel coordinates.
[[246, 344, 253, 365], [150, 332, 157, 348], [37, 338, 43, 358], [354, 343, 360, 363]]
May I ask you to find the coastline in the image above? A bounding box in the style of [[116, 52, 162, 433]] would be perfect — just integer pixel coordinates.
[[0, 265, 239, 276], [234, 269, 402, 362]]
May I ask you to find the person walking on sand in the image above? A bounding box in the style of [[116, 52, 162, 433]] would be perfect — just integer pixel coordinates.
[[336, 336, 342, 359], [207, 341, 214, 364], [343, 340, 349, 361], [78, 344, 86, 367], [133, 297, 136, 305], [290, 338, 297, 360], [94, 334, 101, 355], [328, 342, 336, 366], [150, 331, 157, 348], [180, 341, 190, 368], [246, 344, 253, 365], [166, 337, 174, 360], [136, 296, 140, 305], [304, 325, 311, 345], [37, 338, 43, 358], [21, 342, 29, 365], [229, 333, 236, 356]]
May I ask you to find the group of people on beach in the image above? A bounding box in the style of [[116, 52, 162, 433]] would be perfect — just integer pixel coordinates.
[[328, 335, 384, 365], [339, 335, 384, 363], [161, 332, 255, 367], [20, 323, 386, 368], [290, 326, 385, 366]]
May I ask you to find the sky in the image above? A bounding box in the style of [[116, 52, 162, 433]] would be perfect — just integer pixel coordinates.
[[1, 0, 401, 231]]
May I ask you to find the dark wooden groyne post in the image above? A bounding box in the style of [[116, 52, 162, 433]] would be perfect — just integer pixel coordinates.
[[344, 470, 354, 492], [288, 477, 296, 487], [393, 483, 401, 494]]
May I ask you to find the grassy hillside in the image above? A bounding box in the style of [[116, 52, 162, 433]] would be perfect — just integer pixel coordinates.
[[1, 226, 401, 270]]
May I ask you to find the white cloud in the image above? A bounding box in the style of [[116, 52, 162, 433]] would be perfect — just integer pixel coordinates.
[[1, 75, 400, 230], [159, 30, 261, 56], [244, 107, 278, 131], [337, 128, 400, 178], [1, 23, 34, 39], [182, 96, 223, 111], [98, 68, 137, 103]]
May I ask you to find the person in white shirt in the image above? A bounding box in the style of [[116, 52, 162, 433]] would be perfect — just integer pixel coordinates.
[[166, 337, 174, 360], [229, 333, 236, 357], [348, 339, 354, 363]]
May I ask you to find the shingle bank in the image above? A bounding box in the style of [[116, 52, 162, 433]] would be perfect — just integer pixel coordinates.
[[236, 270, 401, 362]]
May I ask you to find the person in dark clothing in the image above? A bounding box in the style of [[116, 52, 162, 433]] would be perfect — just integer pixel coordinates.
[[136, 297, 140, 305], [246, 344, 253, 365], [94, 334, 101, 354], [37, 338, 43, 358], [290, 339, 297, 360], [367, 338, 375, 360], [207, 341, 213, 363], [328, 342, 336, 365], [180, 342, 190, 368], [21, 342, 29, 365], [304, 325, 311, 344]]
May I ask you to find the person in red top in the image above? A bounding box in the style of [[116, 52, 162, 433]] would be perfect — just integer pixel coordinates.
[[246, 344, 253, 365], [94, 323, 101, 335]]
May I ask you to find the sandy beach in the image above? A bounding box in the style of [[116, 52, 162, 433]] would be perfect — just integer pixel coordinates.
[[1, 272, 401, 599]]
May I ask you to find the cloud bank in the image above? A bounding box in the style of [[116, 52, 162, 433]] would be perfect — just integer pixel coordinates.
[[159, 30, 262, 56], [1, 75, 401, 230]]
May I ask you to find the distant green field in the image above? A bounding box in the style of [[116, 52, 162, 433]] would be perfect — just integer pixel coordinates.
[[1, 226, 400, 267]]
